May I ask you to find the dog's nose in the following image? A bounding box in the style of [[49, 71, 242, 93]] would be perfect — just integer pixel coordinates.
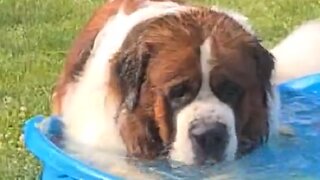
[[189, 121, 228, 164]]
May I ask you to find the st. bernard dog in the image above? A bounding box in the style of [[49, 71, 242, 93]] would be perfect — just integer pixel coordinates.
[[51, 0, 320, 171]]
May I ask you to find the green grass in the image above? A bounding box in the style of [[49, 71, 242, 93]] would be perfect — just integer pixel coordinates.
[[0, 0, 319, 179]]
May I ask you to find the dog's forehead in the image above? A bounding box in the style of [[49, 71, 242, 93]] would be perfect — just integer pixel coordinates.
[[120, 8, 259, 85], [112, 5, 268, 100]]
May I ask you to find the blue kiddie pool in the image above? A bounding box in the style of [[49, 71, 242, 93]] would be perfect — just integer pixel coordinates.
[[23, 74, 320, 180]]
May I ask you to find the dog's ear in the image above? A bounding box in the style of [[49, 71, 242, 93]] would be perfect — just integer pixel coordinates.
[[254, 43, 275, 93], [113, 42, 153, 111]]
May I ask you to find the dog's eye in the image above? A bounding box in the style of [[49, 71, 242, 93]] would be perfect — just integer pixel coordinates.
[[212, 80, 243, 105], [169, 83, 189, 100], [168, 83, 193, 108]]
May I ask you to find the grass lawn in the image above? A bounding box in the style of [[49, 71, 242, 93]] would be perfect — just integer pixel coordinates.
[[0, 0, 319, 179]]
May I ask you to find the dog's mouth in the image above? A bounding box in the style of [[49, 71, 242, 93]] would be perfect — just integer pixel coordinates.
[[190, 137, 227, 165], [158, 141, 227, 166]]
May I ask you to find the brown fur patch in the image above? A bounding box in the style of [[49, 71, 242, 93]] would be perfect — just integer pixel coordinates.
[[154, 91, 173, 145], [52, 0, 176, 114], [203, 12, 274, 155]]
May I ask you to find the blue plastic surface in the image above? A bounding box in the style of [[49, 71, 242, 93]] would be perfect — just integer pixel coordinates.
[[23, 73, 320, 180], [23, 116, 122, 180]]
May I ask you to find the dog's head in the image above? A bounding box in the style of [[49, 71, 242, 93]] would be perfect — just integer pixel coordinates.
[[107, 7, 274, 165]]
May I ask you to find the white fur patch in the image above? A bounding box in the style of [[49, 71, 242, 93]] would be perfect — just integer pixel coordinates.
[[170, 38, 238, 164], [271, 20, 320, 84], [61, 0, 189, 168]]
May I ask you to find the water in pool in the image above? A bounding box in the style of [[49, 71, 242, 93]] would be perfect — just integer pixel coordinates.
[[49, 87, 320, 180]]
